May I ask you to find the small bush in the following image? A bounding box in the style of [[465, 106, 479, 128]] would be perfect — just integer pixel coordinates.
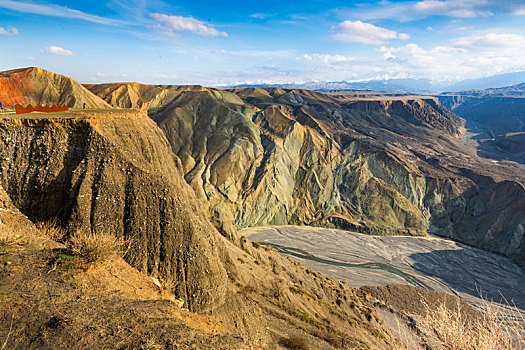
[[68, 231, 123, 264], [251, 241, 261, 249], [283, 334, 310, 350]]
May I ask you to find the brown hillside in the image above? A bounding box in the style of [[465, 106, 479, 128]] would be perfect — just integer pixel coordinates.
[[0, 67, 110, 109]]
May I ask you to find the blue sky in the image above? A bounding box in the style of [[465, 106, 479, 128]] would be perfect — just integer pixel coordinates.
[[0, 0, 524, 85]]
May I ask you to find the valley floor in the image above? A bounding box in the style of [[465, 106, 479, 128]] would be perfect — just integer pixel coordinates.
[[244, 225, 525, 315]]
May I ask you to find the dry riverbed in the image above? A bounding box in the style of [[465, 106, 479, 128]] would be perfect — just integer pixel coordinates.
[[243, 225, 525, 312]]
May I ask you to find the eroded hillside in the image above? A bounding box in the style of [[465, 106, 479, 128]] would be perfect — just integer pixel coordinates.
[[0, 192, 248, 349], [0, 110, 407, 349], [0, 110, 234, 312], [88, 84, 525, 267]]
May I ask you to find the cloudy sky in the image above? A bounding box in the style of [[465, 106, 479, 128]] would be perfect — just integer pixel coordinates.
[[0, 0, 524, 85]]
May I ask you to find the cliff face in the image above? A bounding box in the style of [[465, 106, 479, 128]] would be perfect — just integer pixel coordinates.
[[0, 111, 228, 312], [0, 67, 110, 109]]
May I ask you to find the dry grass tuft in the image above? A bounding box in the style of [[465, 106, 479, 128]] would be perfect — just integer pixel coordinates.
[[36, 220, 66, 241], [68, 230, 124, 264], [417, 297, 524, 350], [283, 334, 310, 350]]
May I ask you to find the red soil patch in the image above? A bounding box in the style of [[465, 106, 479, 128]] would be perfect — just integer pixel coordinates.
[[15, 103, 68, 114]]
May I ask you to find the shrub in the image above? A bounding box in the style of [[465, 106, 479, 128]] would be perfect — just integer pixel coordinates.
[[283, 334, 309, 350], [251, 241, 261, 249], [68, 230, 123, 264]]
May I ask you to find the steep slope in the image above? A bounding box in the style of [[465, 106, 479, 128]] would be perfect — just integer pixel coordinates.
[[0, 67, 110, 109], [0, 110, 403, 348], [0, 110, 229, 313], [84, 82, 205, 109], [0, 225, 247, 349], [142, 87, 525, 268], [0, 183, 40, 244]]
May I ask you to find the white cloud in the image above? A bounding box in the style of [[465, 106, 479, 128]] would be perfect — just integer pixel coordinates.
[[41, 46, 73, 56], [346, 0, 524, 21], [88, 71, 131, 82], [301, 53, 352, 64], [414, 0, 492, 18], [150, 13, 227, 37], [0, 26, 18, 35], [249, 13, 274, 20], [171, 46, 292, 59], [376, 32, 525, 80], [233, 49, 292, 58], [452, 33, 525, 50], [0, 0, 123, 25], [333, 20, 409, 45], [515, 7, 525, 15]]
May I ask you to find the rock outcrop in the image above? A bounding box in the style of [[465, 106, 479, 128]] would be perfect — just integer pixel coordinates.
[[0, 67, 110, 109]]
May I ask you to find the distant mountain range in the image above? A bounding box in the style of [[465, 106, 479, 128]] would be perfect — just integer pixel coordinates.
[[226, 71, 525, 94], [444, 71, 525, 92]]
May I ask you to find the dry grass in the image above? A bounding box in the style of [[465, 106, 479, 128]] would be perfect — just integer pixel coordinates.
[[35, 220, 66, 241], [417, 297, 524, 350], [68, 230, 124, 264], [283, 334, 310, 350]]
